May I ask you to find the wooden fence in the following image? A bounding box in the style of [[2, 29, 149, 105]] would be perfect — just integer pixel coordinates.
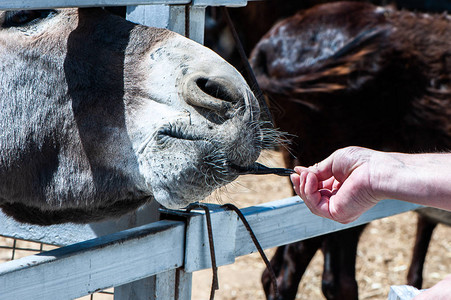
[[0, 198, 420, 299], [0, 1, 422, 299]]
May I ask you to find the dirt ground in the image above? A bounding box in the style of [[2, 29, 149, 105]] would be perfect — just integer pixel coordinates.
[[1, 150, 450, 299]]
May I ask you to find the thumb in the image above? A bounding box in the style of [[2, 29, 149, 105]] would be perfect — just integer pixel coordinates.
[[315, 147, 367, 183], [296, 151, 337, 182]]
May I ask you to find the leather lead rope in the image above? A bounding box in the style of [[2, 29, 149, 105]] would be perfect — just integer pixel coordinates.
[[183, 9, 281, 299], [221, 6, 275, 127], [187, 204, 219, 300], [221, 203, 280, 300], [187, 202, 280, 300]]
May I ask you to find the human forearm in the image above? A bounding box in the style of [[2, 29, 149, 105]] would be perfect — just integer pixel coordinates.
[[291, 147, 451, 224], [372, 151, 451, 210]]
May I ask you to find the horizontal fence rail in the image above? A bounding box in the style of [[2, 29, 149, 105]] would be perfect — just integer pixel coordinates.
[[0, 221, 186, 300], [0, 197, 421, 299], [0, 0, 250, 10]]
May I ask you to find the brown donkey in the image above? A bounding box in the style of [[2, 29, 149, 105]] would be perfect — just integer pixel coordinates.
[[250, 2, 451, 299]]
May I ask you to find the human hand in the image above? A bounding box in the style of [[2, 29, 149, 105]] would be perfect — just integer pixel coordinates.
[[412, 274, 451, 300], [290, 147, 382, 224]]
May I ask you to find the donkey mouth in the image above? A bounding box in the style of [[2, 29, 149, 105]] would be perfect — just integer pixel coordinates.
[[156, 123, 208, 145], [229, 162, 295, 177]]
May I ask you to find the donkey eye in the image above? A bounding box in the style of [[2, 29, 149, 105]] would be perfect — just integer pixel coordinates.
[[3, 10, 56, 28]]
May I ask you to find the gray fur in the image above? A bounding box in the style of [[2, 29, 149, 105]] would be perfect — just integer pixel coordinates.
[[0, 8, 266, 224]]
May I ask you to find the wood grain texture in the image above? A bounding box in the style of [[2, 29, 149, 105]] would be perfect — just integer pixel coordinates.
[[234, 197, 421, 256], [0, 220, 185, 300], [0, 198, 421, 299], [0, 0, 249, 10]]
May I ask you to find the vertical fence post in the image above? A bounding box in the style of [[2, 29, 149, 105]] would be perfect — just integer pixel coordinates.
[[125, 4, 205, 44], [126, 4, 187, 34], [186, 5, 206, 44]]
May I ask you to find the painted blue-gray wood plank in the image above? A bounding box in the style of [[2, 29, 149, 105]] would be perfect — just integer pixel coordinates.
[[234, 197, 421, 257], [183, 206, 238, 273], [0, 0, 190, 10], [126, 5, 205, 44], [127, 5, 185, 32], [0, 197, 421, 299], [0, 203, 159, 246], [115, 269, 192, 300], [0, 220, 185, 300], [0, 0, 251, 10], [192, 0, 247, 7], [185, 6, 206, 44], [159, 197, 420, 272], [175, 268, 193, 299]]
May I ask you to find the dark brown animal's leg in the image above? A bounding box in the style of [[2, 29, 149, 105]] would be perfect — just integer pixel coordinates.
[[321, 225, 366, 300], [262, 237, 323, 300], [262, 245, 286, 299], [407, 214, 437, 288]]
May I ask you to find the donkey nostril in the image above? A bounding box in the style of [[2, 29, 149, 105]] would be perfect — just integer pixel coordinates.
[[196, 77, 239, 104], [183, 73, 252, 122]]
